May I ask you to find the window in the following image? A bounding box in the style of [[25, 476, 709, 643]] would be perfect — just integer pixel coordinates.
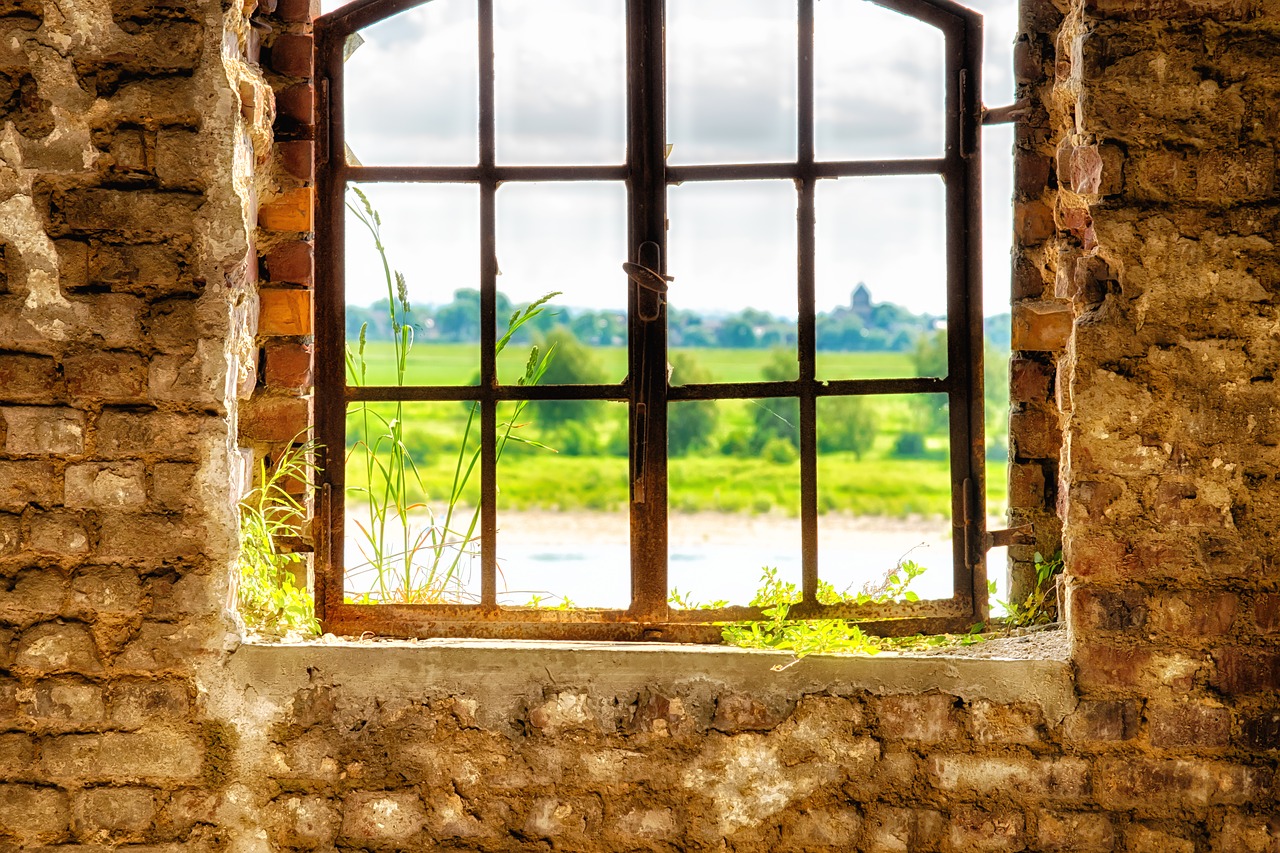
[[313, 0, 992, 639]]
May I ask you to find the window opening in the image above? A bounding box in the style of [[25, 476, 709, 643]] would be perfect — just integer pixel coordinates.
[[314, 0, 991, 639]]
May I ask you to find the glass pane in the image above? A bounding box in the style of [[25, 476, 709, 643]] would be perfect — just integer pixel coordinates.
[[343, 1, 478, 166], [496, 401, 630, 608], [668, 398, 801, 608], [495, 182, 628, 385], [494, 0, 626, 165], [814, 0, 944, 161], [345, 184, 480, 386], [815, 175, 947, 380], [816, 393, 953, 603], [667, 181, 797, 375], [667, 0, 796, 165], [343, 401, 482, 603]]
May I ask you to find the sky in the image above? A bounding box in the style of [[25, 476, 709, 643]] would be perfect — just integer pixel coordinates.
[[324, 0, 1018, 318]]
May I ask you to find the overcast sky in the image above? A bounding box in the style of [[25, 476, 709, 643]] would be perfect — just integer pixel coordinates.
[[326, 0, 1017, 318]]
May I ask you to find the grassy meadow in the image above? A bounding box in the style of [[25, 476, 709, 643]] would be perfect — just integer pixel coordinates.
[[344, 342, 1008, 520]]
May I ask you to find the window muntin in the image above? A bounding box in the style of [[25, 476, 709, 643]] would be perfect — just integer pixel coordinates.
[[314, 0, 987, 639]]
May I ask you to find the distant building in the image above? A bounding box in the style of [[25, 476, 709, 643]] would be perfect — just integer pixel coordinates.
[[850, 283, 873, 319]]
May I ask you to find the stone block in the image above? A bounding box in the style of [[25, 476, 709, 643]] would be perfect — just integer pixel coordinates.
[[0, 461, 60, 509], [154, 128, 203, 189], [968, 700, 1044, 745], [52, 189, 200, 238], [63, 352, 147, 402], [2, 407, 85, 455], [0, 569, 69, 616], [72, 786, 156, 839], [64, 462, 146, 509], [14, 622, 101, 673], [0, 784, 70, 843], [0, 354, 61, 402], [874, 693, 959, 744], [1126, 823, 1196, 853], [258, 287, 312, 335], [41, 731, 203, 782], [340, 791, 427, 844], [28, 511, 90, 556], [148, 349, 225, 404], [1036, 810, 1116, 852]]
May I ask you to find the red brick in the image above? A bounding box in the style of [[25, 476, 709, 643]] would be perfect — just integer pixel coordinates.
[[0, 355, 61, 403], [1256, 593, 1280, 633], [1212, 648, 1280, 695], [1066, 536, 1126, 579], [259, 188, 314, 233], [270, 33, 313, 78], [1013, 253, 1048, 300], [259, 288, 312, 336], [1148, 702, 1231, 749], [1015, 155, 1052, 199], [240, 395, 311, 442], [1071, 586, 1147, 632], [1064, 699, 1140, 742], [1238, 706, 1280, 751], [264, 241, 313, 284], [1010, 357, 1052, 403], [1010, 407, 1060, 460], [63, 351, 147, 402], [1073, 642, 1154, 691], [276, 83, 314, 124], [278, 140, 315, 182], [1148, 591, 1238, 638], [277, 0, 319, 22], [1014, 200, 1055, 244], [264, 342, 313, 391]]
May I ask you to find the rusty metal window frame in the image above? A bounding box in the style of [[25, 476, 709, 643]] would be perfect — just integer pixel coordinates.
[[313, 0, 989, 640]]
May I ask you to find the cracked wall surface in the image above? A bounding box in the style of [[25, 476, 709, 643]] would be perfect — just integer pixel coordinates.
[[2, 0, 1280, 850]]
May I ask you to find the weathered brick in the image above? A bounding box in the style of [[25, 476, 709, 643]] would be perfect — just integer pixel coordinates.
[[2, 406, 85, 455], [1126, 823, 1196, 853], [95, 410, 211, 459], [151, 462, 197, 510], [1012, 301, 1072, 351], [1014, 200, 1055, 244], [0, 733, 35, 779], [1148, 591, 1239, 637], [947, 804, 1025, 852], [276, 83, 314, 125], [268, 794, 341, 848], [1010, 357, 1052, 403], [0, 513, 19, 556], [73, 786, 157, 839], [0, 784, 70, 843], [63, 352, 147, 402], [340, 790, 427, 844], [154, 128, 203, 190], [1064, 699, 1140, 742], [1096, 757, 1272, 808], [1238, 705, 1280, 751], [0, 569, 69, 616], [42, 731, 203, 782], [875, 694, 959, 743], [64, 462, 145, 509], [90, 244, 189, 296], [928, 755, 1089, 799], [0, 460, 60, 509], [968, 701, 1044, 745], [27, 679, 105, 724], [258, 287, 312, 336], [276, 0, 319, 22], [1036, 810, 1116, 852], [108, 679, 190, 729], [1071, 585, 1147, 632], [0, 354, 61, 402], [148, 350, 225, 404], [97, 514, 205, 561], [1010, 407, 1061, 460], [270, 33, 313, 77], [1009, 462, 1046, 508], [52, 189, 201, 238], [28, 511, 90, 556], [711, 692, 788, 733], [277, 140, 315, 182], [1213, 647, 1280, 695], [14, 622, 101, 673], [1256, 593, 1280, 633], [1211, 813, 1280, 853], [1147, 701, 1231, 749], [71, 568, 142, 615]]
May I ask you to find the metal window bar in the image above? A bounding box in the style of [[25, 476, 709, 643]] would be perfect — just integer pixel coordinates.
[[314, 0, 988, 640]]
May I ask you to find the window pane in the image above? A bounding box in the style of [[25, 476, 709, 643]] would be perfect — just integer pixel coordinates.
[[495, 182, 628, 385], [815, 175, 947, 380], [668, 398, 801, 608], [345, 184, 481, 386], [496, 400, 630, 608], [667, 181, 797, 373], [343, 0, 478, 166], [816, 393, 953, 602], [494, 0, 626, 165], [667, 0, 797, 165], [814, 0, 944, 161], [343, 401, 483, 603]]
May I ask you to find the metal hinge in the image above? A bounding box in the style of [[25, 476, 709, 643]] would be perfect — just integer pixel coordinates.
[[985, 524, 1034, 550], [982, 98, 1032, 126]]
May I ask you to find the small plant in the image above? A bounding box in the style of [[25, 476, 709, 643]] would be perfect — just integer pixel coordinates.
[[999, 550, 1062, 628], [344, 186, 559, 603], [237, 438, 321, 638], [717, 558, 928, 665]]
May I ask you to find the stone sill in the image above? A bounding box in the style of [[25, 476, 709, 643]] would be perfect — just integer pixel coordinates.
[[226, 636, 1078, 725]]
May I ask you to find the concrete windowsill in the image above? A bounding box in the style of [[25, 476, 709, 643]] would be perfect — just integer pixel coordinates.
[[227, 634, 1077, 724]]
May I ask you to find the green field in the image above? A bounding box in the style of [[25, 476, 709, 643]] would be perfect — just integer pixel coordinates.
[[344, 342, 1008, 520]]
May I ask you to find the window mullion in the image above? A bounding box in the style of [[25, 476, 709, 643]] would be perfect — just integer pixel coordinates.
[[626, 0, 668, 622], [797, 0, 819, 607], [478, 0, 498, 608]]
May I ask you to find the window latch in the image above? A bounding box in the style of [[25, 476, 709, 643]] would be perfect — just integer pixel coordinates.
[[623, 247, 673, 322]]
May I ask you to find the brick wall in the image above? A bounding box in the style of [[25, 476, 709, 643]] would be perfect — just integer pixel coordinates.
[[3, 0, 1280, 849]]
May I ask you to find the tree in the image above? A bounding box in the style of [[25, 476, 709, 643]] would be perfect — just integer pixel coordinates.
[[537, 326, 606, 428], [667, 352, 718, 456], [910, 329, 950, 435], [818, 396, 876, 459], [751, 348, 800, 452]]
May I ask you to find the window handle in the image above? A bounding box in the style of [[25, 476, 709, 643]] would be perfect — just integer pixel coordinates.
[[623, 255, 672, 322]]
